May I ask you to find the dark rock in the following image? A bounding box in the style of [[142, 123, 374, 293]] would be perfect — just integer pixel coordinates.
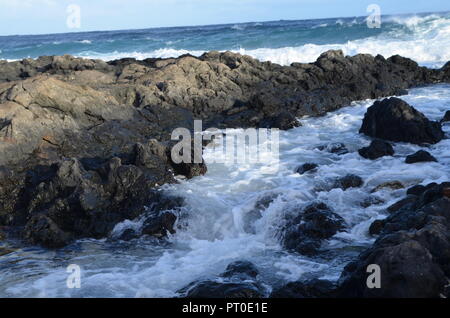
[[337, 182, 450, 298], [387, 195, 418, 214], [369, 219, 386, 236], [23, 214, 73, 248], [358, 139, 394, 160], [222, 261, 259, 279], [441, 110, 450, 123], [171, 161, 208, 179], [271, 279, 336, 298], [333, 174, 364, 190], [283, 202, 346, 256], [180, 281, 264, 298], [359, 97, 445, 145], [405, 150, 438, 164], [117, 228, 139, 241], [296, 163, 318, 175], [318, 143, 349, 155], [261, 111, 300, 130], [407, 185, 427, 196], [141, 212, 177, 238], [178, 261, 264, 298]]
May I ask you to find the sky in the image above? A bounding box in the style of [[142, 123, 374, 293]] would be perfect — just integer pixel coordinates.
[[0, 0, 449, 36]]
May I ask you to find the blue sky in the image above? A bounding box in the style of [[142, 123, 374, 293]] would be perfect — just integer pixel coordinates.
[[0, 0, 449, 35]]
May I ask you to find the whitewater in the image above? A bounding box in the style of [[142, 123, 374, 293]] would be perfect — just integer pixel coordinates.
[[1, 12, 450, 68], [0, 11, 450, 297]]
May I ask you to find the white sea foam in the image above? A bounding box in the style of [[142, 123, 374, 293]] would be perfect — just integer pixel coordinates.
[[77, 14, 450, 68]]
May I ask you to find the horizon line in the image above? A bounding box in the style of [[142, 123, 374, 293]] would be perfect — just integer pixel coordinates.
[[0, 9, 448, 38]]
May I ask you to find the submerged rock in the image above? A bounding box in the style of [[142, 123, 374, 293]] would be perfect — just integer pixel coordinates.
[[359, 97, 445, 145], [405, 150, 438, 164], [358, 139, 394, 160]]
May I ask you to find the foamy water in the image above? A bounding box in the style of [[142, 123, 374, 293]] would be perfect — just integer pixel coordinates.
[[1, 84, 449, 297]]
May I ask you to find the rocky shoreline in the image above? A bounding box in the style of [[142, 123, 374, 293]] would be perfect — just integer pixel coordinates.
[[1, 50, 450, 297]]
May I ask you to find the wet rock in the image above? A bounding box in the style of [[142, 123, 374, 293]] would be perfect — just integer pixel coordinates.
[[359, 97, 445, 145], [358, 139, 394, 160], [337, 182, 450, 298], [387, 195, 418, 214], [117, 228, 139, 241], [141, 212, 177, 238], [23, 214, 73, 248], [441, 110, 450, 123], [407, 184, 428, 196], [271, 279, 337, 298], [369, 219, 386, 236], [261, 111, 300, 130], [333, 174, 364, 190], [283, 202, 346, 256], [405, 150, 438, 164], [318, 143, 349, 155], [180, 281, 264, 298], [222, 261, 259, 280], [178, 261, 265, 298], [171, 161, 208, 179], [296, 163, 318, 175], [371, 181, 404, 193]]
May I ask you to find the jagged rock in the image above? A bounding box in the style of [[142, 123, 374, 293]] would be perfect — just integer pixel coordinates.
[[283, 202, 346, 255], [337, 183, 450, 298], [271, 279, 336, 298], [358, 140, 394, 160], [333, 174, 364, 190], [296, 163, 318, 175], [1, 51, 450, 248], [23, 214, 73, 248], [359, 97, 445, 145], [441, 110, 450, 123], [405, 150, 438, 164]]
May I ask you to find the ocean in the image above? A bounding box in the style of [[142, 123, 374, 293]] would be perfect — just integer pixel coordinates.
[[0, 12, 450, 297], [1, 11, 450, 68]]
